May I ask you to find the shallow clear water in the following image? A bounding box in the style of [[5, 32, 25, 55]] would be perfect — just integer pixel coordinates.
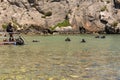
[[0, 34, 120, 80]]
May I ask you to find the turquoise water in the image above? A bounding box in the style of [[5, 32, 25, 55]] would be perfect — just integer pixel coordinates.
[[0, 34, 120, 80]]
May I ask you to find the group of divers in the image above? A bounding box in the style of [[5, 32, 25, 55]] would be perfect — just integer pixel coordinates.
[[2, 22, 106, 45], [1, 23, 24, 45], [32, 35, 106, 43], [64, 35, 106, 43]]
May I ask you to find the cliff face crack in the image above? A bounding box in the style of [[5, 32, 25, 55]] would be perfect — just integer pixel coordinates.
[[7, 0, 19, 7]]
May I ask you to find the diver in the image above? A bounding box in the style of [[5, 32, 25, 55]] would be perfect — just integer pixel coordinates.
[[16, 36, 24, 45], [81, 39, 86, 43], [65, 37, 71, 42], [6, 22, 14, 41]]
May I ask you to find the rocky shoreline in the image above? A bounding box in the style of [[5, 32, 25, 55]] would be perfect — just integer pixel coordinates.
[[21, 26, 120, 35]]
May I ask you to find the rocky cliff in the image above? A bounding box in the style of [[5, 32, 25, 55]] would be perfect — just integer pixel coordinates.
[[0, 0, 120, 34]]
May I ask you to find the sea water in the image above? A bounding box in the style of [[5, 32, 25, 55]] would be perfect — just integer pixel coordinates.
[[0, 34, 120, 80]]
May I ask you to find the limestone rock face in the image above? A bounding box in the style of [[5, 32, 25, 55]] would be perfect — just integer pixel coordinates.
[[0, 0, 120, 33], [116, 0, 120, 3]]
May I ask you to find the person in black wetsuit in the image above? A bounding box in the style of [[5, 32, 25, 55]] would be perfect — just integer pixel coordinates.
[[81, 39, 86, 43], [6, 23, 14, 41], [16, 36, 24, 45]]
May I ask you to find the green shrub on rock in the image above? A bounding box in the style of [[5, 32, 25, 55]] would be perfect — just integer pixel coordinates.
[[41, 16, 46, 18], [55, 20, 70, 27], [45, 11, 52, 16], [100, 6, 107, 11], [51, 20, 71, 30], [2, 24, 7, 30], [41, 11, 52, 18], [106, 0, 110, 4], [112, 21, 118, 27]]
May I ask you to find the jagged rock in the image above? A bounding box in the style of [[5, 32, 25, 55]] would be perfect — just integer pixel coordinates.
[[0, 0, 120, 34]]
